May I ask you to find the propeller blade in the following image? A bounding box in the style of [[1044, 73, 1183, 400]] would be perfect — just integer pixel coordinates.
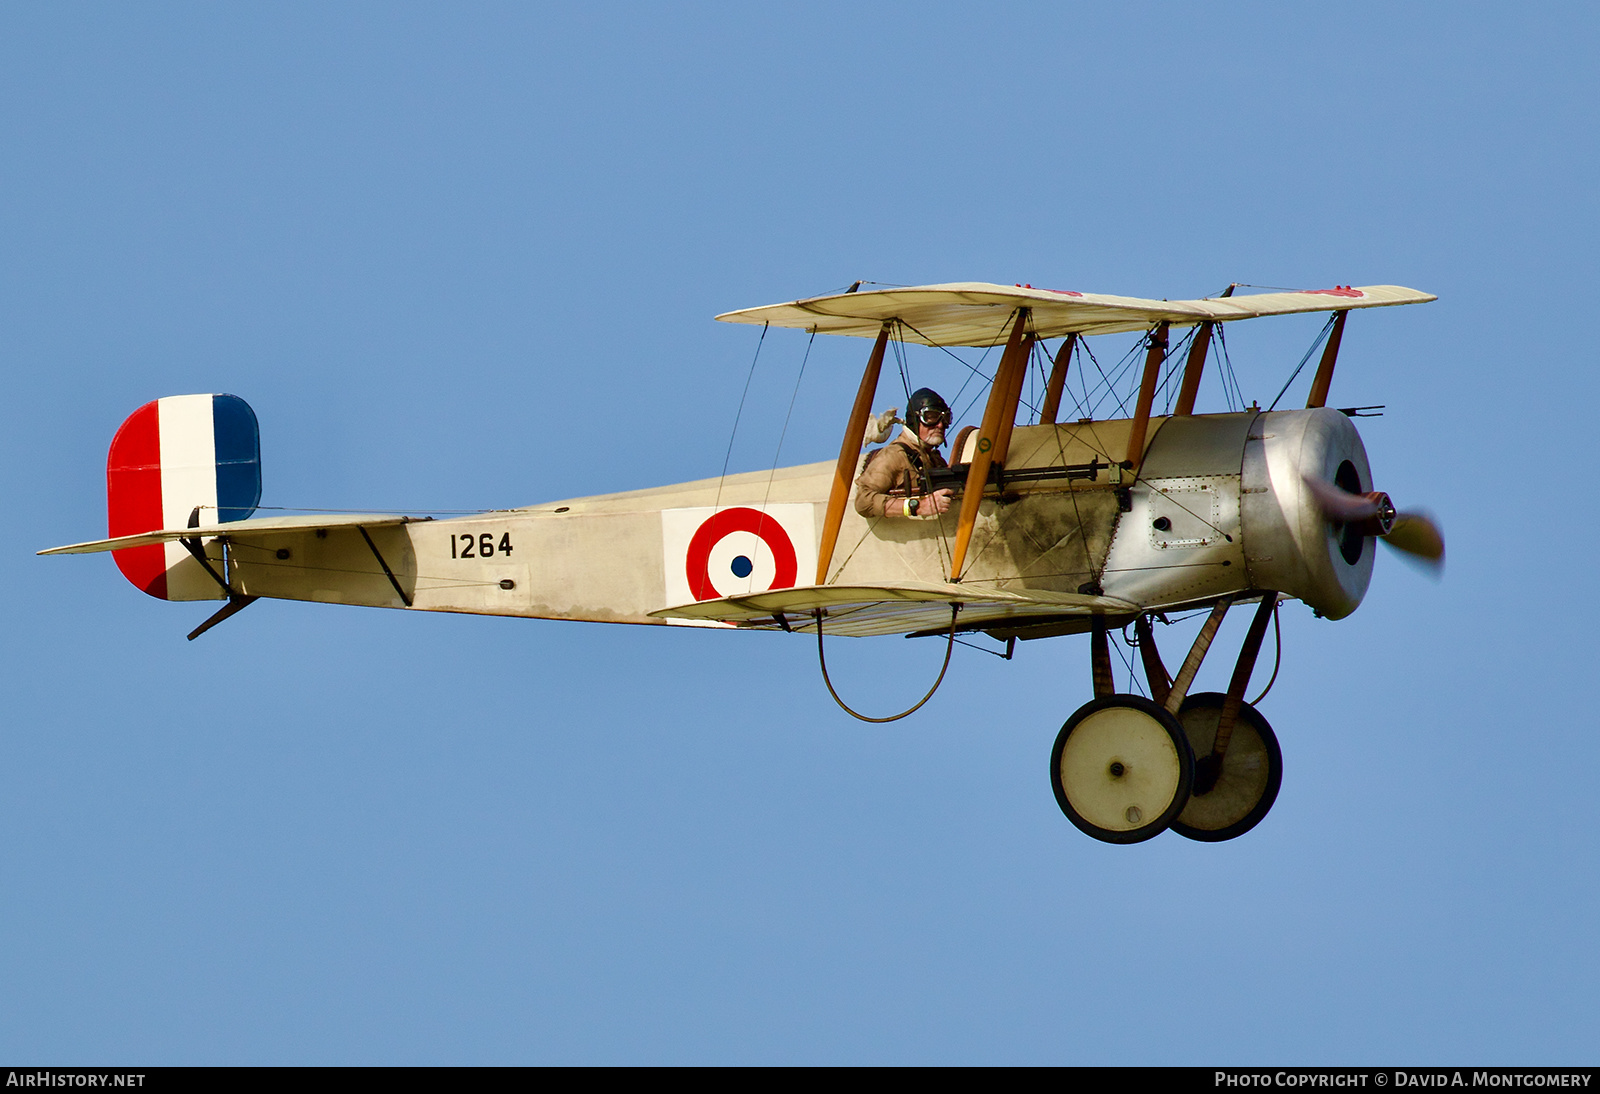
[[1382, 511, 1445, 568], [1303, 471, 1440, 571], [1301, 472, 1382, 524]]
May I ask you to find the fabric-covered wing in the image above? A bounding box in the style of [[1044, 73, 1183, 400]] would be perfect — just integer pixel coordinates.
[[650, 582, 1138, 638], [715, 283, 1435, 346], [39, 513, 418, 555]]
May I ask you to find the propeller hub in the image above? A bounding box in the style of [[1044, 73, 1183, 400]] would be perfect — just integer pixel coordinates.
[[1351, 491, 1396, 537]]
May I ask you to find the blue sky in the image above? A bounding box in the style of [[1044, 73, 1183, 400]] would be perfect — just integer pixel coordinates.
[[2, 3, 1596, 1064]]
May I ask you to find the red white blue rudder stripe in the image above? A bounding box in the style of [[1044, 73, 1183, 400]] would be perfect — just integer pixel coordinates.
[[106, 394, 262, 601]]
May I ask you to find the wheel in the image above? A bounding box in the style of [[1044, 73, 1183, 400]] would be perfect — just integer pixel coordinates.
[[1170, 692, 1283, 842], [1050, 695, 1194, 844]]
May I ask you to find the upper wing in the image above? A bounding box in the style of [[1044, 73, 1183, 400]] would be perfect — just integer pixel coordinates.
[[38, 512, 418, 555], [650, 581, 1137, 638], [715, 282, 1436, 346]]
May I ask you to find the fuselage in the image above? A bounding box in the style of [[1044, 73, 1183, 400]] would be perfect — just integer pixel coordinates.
[[213, 407, 1374, 629]]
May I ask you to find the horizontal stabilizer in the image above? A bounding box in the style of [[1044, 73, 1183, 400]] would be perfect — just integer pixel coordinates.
[[39, 513, 418, 556], [716, 283, 1436, 346], [650, 581, 1137, 638]]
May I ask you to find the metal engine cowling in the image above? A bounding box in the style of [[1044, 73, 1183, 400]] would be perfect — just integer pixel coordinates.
[[1239, 408, 1376, 619]]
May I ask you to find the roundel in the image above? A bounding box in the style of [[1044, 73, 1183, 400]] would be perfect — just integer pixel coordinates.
[[685, 507, 799, 601]]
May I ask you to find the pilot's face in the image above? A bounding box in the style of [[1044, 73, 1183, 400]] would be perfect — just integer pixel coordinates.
[[916, 409, 949, 448]]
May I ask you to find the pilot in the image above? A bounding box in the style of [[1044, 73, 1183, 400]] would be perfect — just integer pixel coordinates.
[[854, 387, 957, 520]]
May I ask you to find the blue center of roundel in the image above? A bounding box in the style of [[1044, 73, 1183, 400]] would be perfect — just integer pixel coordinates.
[[730, 555, 754, 578]]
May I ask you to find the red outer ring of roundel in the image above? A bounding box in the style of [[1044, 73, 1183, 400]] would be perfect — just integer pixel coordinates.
[[685, 507, 799, 602]]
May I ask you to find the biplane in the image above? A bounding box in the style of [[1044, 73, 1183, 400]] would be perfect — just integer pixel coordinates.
[[41, 281, 1441, 844]]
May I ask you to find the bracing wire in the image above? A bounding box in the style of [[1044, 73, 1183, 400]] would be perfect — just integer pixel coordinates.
[[1267, 313, 1337, 411], [1110, 632, 1146, 698], [1214, 322, 1245, 412], [1158, 325, 1200, 415], [1074, 336, 1142, 420], [898, 313, 1012, 418], [890, 324, 913, 403], [715, 321, 767, 510], [759, 328, 816, 514]]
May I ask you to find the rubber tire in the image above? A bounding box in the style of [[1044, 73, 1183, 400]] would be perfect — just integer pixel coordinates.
[[1170, 692, 1283, 843], [1051, 694, 1194, 844]]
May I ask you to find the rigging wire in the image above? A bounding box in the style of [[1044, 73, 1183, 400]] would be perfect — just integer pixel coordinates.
[[947, 634, 1015, 659], [815, 605, 959, 723], [1073, 336, 1141, 420], [1214, 322, 1245, 412], [1158, 325, 1200, 415], [890, 323, 913, 403], [1267, 313, 1337, 411], [759, 328, 817, 514], [1111, 630, 1146, 698], [949, 310, 1022, 425], [896, 313, 1011, 421], [715, 322, 768, 511], [1064, 337, 1101, 421]]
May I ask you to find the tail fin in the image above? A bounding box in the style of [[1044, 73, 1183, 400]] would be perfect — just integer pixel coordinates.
[[107, 394, 261, 600]]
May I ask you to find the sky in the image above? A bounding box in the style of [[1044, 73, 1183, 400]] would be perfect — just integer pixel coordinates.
[[2, 2, 1597, 1065]]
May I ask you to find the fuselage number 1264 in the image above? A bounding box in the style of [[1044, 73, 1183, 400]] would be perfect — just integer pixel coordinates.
[[451, 533, 513, 559]]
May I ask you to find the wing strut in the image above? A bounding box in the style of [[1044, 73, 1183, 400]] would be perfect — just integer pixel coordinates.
[[949, 309, 1031, 580], [1172, 321, 1213, 416], [816, 322, 892, 584], [1304, 310, 1348, 409], [358, 526, 413, 607], [1038, 334, 1076, 425], [1124, 322, 1170, 470], [990, 333, 1035, 465]]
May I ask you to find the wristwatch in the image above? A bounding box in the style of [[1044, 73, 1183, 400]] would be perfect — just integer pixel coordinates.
[[907, 497, 921, 516]]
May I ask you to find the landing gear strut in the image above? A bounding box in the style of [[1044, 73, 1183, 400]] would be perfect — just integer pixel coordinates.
[[1051, 597, 1284, 844]]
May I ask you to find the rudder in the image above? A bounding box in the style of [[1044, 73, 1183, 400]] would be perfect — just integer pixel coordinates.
[[107, 394, 262, 600]]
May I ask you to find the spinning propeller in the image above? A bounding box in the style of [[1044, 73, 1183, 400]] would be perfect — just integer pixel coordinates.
[[1301, 473, 1445, 570]]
